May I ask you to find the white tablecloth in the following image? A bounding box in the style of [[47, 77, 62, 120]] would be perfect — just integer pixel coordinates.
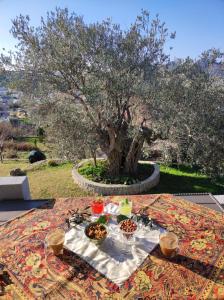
[[64, 204, 165, 286]]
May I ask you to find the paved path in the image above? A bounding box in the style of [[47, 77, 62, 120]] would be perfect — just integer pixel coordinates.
[[214, 195, 224, 205], [175, 193, 223, 212], [0, 199, 50, 225]]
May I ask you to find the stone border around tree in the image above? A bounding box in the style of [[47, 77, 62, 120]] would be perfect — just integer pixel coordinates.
[[72, 159, 160, 195]]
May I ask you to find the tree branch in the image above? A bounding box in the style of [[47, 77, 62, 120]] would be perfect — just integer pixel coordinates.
[[106, 123, 116, 153], [72, 92, 98, 128]]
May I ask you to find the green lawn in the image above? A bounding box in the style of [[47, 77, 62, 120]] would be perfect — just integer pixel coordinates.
[[0, 161, 223, 199], [150, 164, 224, 195], [0, 161, 92, 199]]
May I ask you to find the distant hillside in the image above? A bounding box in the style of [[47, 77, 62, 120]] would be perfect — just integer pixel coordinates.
[[0, 70, 25, 91], [168, 60, 224, 78], [207, 63, 224, 78], [0, 73, 8, 86]]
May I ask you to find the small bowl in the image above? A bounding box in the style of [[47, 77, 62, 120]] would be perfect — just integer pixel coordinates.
[[84, 222, 107, 245], [119, 219, 138, 240]]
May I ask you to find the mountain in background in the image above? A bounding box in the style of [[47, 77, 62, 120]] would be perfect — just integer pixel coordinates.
[[168, 59, 224, 78]]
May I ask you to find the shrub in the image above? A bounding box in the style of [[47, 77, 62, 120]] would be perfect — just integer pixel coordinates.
[[28, 150, 46, 163], [17, 142, 38, 151], [4, 141, 38, 151], [4, 149, 18, 159], [48, 159, 59, 167], [10, 168, 26, 176], [78, 160, 107, 181]]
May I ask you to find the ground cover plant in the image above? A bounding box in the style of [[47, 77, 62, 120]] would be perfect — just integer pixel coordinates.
[[78, 160, 154, 184]]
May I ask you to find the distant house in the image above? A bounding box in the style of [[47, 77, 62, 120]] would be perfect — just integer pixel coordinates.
[[16, 110, 28, 119], [9, 117, 20, 127], [0, 87, 8, 96], [0, 110, 9, 119]]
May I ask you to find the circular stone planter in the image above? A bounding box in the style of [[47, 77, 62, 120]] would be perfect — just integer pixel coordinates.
[[72, 159, 160, 196]]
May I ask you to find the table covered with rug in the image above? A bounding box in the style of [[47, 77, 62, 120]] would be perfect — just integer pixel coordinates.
[[0, 194, 224, 299]]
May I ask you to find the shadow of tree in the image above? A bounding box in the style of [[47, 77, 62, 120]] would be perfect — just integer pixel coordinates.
[[149, 171, 224, 195], [152, 247, 224, 285], [58, 248, 96, 281]]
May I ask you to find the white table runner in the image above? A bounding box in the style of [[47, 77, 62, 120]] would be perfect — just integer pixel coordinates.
[[64, 204, 165, 286]]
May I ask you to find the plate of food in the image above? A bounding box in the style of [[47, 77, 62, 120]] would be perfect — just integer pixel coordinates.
[[84, 222, 107, 245]]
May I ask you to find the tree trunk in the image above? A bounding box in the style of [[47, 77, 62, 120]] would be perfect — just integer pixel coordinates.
[[107, 149, 123, 176], [98, 125, 152, 177], [93, 152, 97, 167], [99, 132, 146, 177], [0, 145, 3, 163], [124, 133, 145, 175], [124, 126, 155, 175], [89, 147, 97, 167], [98, 126, 125, 176]]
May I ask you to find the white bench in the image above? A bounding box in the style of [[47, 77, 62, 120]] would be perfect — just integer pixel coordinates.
[[0, 176, 31, 201]]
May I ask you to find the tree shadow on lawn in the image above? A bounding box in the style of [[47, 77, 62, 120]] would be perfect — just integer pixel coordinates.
[[149, 171, 224, 195]]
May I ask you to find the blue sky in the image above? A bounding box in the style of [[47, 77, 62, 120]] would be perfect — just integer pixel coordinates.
[[0, 0, 224, 59]]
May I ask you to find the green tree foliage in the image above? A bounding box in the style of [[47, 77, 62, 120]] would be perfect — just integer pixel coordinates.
[[148, 51, 224, 177], [1, 8, 224, 177], [1, 8, 175, 175], [0, 122, 17, 163]]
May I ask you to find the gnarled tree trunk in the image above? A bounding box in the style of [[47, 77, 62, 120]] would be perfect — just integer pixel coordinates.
[[0, 143, 4, 163], [98, 118, 155, 177], [107, 149, 123, 176], [124, 133, 145, 175]]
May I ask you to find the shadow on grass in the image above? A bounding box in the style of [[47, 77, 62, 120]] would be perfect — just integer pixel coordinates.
[[149, 171, 224, 195], [165, 163, 202, 173]]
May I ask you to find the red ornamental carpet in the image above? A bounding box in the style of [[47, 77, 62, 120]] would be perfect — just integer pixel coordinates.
[[0, 194, 224, 299]]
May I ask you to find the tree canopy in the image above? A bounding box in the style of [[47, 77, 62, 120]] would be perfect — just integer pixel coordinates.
[[1, 8, 224, 177], [148, 52, 224, 176], [1, 8, 176, 175]]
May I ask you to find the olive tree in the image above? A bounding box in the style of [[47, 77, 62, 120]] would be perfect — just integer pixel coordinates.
[[1, 8, 175, 175], [0, 122, 15, 163], [148, 51, 224, 177]]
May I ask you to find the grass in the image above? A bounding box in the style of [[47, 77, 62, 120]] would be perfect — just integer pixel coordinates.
[[150, 164, 224, 195], [0, 161, 92, 199], [16, 152, 29, 159], [0, 161, 223, 199]]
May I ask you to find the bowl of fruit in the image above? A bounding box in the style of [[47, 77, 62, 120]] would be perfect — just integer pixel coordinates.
[[119, 219, 138, 240], [85, 222, 107, 245]]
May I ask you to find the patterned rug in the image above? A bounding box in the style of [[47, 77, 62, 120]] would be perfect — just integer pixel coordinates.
[[0, 194, 224, 299]]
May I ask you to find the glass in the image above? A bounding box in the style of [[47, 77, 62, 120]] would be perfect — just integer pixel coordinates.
[[119, 219, 138, 245], [91, 199, 104, 215], [45, 228, 65, 256], [119, 198, 132, 217], [159, 232, 179, 258]]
